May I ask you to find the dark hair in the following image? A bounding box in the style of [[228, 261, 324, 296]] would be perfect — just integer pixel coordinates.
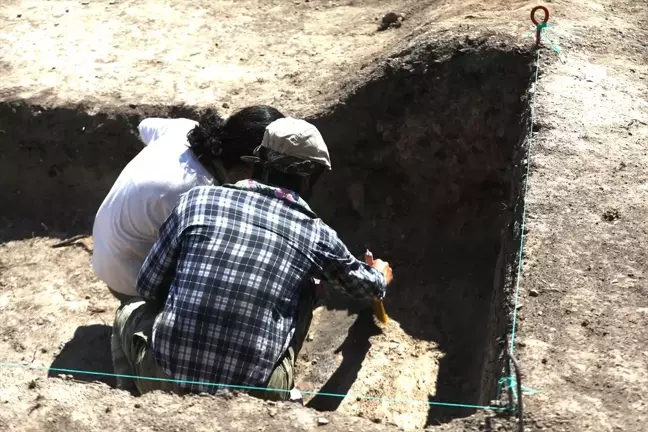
[[187, 105, 284, 171], [252, 163, 325, 200]]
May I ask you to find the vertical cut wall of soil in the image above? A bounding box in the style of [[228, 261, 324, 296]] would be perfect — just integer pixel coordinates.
[[0, 103, 206, 241], [300, 43, 533, 424]]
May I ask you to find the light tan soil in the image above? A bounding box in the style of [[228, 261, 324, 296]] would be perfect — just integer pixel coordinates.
[[1, 0, 648, 431]]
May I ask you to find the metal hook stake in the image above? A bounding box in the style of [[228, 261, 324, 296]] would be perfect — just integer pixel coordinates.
[[530, 6, 550, 47], [505, 350, 524, 432]]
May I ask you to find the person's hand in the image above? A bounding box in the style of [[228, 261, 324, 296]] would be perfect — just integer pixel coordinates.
[[365, 250, 393, 285], [371, 259, 393, 285]]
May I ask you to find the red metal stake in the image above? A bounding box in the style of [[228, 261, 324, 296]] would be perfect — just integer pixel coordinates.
[[530, 6, 550, 47]]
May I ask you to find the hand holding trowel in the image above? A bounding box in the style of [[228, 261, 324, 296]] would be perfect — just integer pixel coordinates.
[[364, 249, 393, 324]]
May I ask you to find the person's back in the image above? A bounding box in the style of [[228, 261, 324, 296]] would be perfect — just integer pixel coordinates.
[[92, 107, 285, 300], [139, 182, 385, 390], [92, 119, 211, 298]]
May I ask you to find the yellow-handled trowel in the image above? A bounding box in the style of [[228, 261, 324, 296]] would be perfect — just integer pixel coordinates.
[[364, 249, 389, 324]]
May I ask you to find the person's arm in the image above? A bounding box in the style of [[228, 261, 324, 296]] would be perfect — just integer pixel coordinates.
[[316, 225, 387, 301], [136, 203, 183, 303]]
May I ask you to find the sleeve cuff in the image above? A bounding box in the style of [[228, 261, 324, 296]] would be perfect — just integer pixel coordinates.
[[374, 267, 388, 300]]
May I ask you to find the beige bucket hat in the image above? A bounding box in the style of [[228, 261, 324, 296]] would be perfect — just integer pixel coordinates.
[[241, 117, 332, 176]]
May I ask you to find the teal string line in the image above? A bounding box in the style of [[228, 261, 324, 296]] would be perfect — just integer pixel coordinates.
[[0, 361, 507, 411], [496, 377, 539, 402], [510, 22, 548, 355], [509, 47, 540, 357], [526, 23, 565, 62], [503, 26, 546, 410]]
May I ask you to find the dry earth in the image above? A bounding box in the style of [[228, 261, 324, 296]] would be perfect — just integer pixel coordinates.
[[1, 0, 648, 431]]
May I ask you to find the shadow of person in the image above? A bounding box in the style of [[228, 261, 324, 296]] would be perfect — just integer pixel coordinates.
[[48, 324, 116, 388], [307, 308, 381, 411]]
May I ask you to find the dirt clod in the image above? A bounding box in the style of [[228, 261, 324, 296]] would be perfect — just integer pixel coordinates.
[[378, 12, 404, 31], [602, 208, 620, 221]]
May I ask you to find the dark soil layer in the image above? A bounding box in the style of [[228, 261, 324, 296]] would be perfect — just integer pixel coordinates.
[[0, 43, 533, 426], [0, 103, 210, 241]]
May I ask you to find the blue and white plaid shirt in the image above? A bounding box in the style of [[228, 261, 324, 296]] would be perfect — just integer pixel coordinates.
[[137, 180, 386, 392]]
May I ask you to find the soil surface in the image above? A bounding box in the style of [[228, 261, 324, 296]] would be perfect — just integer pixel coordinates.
[[1, 0, 648, 431]]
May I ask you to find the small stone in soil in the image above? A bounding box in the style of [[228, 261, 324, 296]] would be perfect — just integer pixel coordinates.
[[317, 417, 330, 425], [134, 403, 141, 408], [529, 289, 539, 297], [222, 102, 230, 109]]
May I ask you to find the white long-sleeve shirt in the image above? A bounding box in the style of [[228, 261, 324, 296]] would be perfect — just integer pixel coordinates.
[[92, 118, 215, 296]]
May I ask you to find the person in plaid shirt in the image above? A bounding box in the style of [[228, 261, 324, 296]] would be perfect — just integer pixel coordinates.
[[111, 117, 394, 400]]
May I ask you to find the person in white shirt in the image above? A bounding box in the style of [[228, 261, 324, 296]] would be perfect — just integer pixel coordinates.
[[92, 106, 285, 303]]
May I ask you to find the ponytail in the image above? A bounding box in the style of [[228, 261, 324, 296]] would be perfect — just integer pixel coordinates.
[[187, 105, 285, 182], [187, 112, 225, 164]]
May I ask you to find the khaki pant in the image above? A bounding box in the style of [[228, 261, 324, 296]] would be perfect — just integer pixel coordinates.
[[111, 283, 315, 401]]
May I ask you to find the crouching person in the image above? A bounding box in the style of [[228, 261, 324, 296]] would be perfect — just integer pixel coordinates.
[[92, 106, 284, 304], [111, 118, 394, 399]]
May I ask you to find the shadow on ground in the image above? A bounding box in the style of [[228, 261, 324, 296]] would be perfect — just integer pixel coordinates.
[[306, 308, 381, 411], [48, 324, 116, 388]]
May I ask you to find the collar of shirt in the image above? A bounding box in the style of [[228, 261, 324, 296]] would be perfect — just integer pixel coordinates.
[[225, 179, 316, 217]]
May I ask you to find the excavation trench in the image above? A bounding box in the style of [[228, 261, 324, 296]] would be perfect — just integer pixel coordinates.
[[0, 44, 533, 429]]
